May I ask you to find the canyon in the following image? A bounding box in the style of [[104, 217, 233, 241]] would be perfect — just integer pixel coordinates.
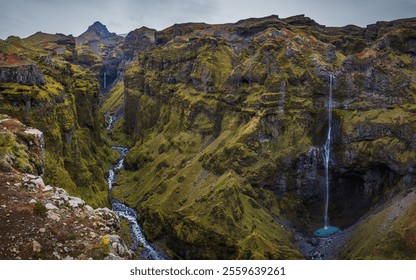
[[0, 14, 415, 259]]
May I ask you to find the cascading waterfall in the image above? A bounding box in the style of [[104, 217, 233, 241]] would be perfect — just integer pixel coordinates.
[[323, 74, 333, 228], [106, 115, 165, 259], [314, 74, 340, 238]]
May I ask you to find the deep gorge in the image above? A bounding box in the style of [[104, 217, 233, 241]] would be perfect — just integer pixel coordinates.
[[1, 15, 416, 259]]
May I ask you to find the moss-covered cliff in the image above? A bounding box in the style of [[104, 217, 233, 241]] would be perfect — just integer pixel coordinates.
[[0, 33, 116, 207], [110, 15, 416, 259]]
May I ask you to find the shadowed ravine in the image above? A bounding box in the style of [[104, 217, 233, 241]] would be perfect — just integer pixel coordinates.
[[106, 116, 165, 260]]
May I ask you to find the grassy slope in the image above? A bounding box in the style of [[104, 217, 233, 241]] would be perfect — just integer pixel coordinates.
[[340, 190, 416, 259]]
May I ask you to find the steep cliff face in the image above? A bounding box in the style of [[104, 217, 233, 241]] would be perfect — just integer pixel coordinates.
[[111, 15, 416, 259], [0, 34, 115, 208]]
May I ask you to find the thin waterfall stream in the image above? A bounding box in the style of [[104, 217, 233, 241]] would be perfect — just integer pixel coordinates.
[[106, 115, 165, 259], [314, 74, 340, 238]]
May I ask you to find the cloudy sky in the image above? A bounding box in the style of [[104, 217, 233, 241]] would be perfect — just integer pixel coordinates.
[[0, 0, 415, 39]]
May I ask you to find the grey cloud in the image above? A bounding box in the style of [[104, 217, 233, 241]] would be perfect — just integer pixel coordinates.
[[0, 0, 415, 39]]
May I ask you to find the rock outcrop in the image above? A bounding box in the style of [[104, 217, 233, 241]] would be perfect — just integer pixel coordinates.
[[0, 64, 45, 86], [123, 27, 157, 60], [0, 117, 44, 175]]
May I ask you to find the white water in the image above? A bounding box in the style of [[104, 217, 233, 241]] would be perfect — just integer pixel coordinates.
[[107, 146, 128, 190], [106, 115, 115, 130], [112, 199, 164, 259], [313, 74, 340, 238], [106, 115, 165, 259], [323, 74, 333, 228]]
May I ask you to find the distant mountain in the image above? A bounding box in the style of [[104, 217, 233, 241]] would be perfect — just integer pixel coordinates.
[[76, 21, 122, 45]]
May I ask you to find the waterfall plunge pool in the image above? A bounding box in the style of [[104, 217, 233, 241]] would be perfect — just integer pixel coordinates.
[[314, 226, 340, 237]]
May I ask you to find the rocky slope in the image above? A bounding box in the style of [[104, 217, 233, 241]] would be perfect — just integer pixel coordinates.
[[108, 15, 416, 259], [0, 117, 132, 259]]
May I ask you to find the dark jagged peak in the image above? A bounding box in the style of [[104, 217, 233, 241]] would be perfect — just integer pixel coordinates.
[[76, 21, 122, 46], [86, 21, 113, 38]]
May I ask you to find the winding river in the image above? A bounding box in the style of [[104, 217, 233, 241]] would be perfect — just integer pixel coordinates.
[[106, 116, 164, 260]]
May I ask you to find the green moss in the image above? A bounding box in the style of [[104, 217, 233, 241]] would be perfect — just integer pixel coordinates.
[[33, 202, 47, 218], [0, 132, 34, 173], [101, 81, 125, 114], [190, 43, 234, 90], [237, 232, 303, 259], [117, 218, 134, 249], [112, 106, 303, 259], [109, 118, 132, 147]]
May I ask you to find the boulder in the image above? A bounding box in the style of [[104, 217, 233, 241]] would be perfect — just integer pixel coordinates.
[[94, 208, 120, 230], [68, 197, 85, 208], [32, 241, 42, 253]]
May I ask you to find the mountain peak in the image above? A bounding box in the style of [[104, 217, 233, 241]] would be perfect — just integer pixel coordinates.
[[86, 21, 112, 38], [76, 21, 121, 45]]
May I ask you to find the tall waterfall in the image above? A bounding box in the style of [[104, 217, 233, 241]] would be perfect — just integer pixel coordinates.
[[314, 74, 340, 238], [323, 74, 333, 227]]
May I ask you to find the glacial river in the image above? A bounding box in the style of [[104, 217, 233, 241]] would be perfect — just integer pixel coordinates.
[[107, 116, 164, 259]]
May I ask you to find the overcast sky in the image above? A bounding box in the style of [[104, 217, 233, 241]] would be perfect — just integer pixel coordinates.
[[0, 0, 415, 39]]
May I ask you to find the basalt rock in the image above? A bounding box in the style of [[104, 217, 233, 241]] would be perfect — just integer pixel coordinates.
[[0, 64, 45, 86], [0, 117, 44, 175]]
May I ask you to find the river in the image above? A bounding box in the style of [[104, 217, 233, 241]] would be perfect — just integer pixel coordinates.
[[106, 116, 165, 259]]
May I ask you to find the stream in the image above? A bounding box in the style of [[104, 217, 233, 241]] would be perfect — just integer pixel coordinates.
[[106, 115, 165, 260]]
